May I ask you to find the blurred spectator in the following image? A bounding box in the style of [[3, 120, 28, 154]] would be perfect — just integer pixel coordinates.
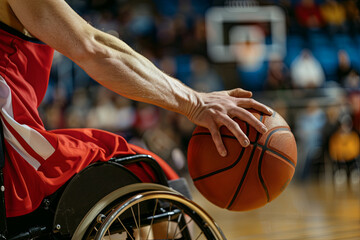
[[133, 102, 161, 134], [188, 17, 208, 55], [65, 88, 91, 128], [187, 55, 224, 92], [128, 3, 156, 37], [290, 49, 325, 88], [265, 55, 291, 90], [112, 96, 136, 132], [94, 10, 119, 34], [43, 103, 65, 130], [158, 56, 177, 77], [156, 16, 177, 48], [348, 90, 360, 132], [344, 70, 360, 89], [271, 99, 290, 123], [86, 87, 118, 130], [295, 100, 327, 180], [337, 50, 353, 86], [322, 104, 342, 157], [142, 111, 188, 174], [320, 0, 347, 35], [343, 0, 360, 34], [329, 115, 360, 162], [295, 0, 324, 31], [329, 114, 360, 186]]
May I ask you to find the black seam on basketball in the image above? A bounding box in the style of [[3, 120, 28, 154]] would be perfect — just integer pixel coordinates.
[[265, 148, 295, 167], [258, 127, 295, 204], [263, 127, 295, 167], [258, 148, 270, 202], [227, 141, 258, 209], [264, 127, 289, 146], [227, 126, 260, 209], [193, 123, 250, 181], [193, 147, 246, 181]]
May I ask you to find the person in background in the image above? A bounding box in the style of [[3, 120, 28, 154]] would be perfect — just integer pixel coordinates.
[[320, 0, 347, 35], [290, 49, 325, 88], [295, 0, 324, 32]]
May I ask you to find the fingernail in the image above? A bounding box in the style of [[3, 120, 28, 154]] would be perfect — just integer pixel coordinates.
[[268, 108, 273, 114], [261, 126, 268, 133], [220, 150, 227, 157], [243, 139, 250, 146]]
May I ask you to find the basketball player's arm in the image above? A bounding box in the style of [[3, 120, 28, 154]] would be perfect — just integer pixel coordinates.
[[8, 0, 272, 156]]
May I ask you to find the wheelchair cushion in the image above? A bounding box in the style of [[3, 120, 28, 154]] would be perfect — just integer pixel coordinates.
[[53, 161, 141, 236]]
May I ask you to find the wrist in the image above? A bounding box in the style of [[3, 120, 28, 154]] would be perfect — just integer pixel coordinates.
[[183, 91, 203, 122]]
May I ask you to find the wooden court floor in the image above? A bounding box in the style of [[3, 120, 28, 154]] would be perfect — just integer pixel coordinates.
[[190, 180, 360, 240]]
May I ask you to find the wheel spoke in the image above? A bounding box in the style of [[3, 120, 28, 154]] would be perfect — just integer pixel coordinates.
[[146, 198, 159, 240], [138, 202, 141, 239], [174, 217, 193, 239], [172, 211, 183, 240], [117, 218, 135, 240], [166, 203, 173, 240], [106, 229, 112, 240], [194, 231, 204, 240], [91, 191, 225, 240], [130, 206, 140, 234]]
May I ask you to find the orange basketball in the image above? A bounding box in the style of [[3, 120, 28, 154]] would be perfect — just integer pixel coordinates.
[[187, 110, 297, 211]]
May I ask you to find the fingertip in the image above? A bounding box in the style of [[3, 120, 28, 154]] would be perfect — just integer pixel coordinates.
[[261, 125, 268, 134], [230, 88, 252, 98], [242, 139, 250, 147], [241, 89, 252, 98]]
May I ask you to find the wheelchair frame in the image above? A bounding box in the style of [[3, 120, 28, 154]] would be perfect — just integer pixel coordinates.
[[0, 123, 226, 240]]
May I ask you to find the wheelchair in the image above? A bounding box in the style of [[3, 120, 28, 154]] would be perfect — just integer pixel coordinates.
[[0, 125, 226, 239]]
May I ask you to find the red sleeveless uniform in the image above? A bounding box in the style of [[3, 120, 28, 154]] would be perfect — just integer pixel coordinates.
[[0, 22, 178, 217]]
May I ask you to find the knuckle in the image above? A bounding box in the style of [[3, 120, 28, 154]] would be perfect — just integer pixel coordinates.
[[247, 98, 255, 104]]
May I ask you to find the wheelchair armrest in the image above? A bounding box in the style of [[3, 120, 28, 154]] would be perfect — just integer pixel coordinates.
[[111, 154, 169, 187]]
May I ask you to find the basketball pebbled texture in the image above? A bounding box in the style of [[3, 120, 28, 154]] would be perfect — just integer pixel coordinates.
[[187, 110, 297, 211]]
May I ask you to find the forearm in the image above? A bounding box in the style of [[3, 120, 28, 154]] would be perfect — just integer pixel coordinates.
[[79, 29, 200, 117]]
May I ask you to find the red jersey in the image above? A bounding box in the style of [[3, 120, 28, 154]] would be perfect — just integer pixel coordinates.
[[0, 22, 177, 217]]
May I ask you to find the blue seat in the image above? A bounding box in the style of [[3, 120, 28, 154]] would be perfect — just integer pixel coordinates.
[[333, 34, 353, 48], [308, 32, 331, 47]]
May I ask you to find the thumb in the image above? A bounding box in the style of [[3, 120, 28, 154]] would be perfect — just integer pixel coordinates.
[[228, 88, 252, 98]]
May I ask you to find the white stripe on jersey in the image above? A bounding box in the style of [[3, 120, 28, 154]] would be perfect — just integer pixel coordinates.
[[0, 76, 55, 170]]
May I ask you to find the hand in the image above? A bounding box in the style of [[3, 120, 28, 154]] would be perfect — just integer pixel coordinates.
[[187, 88, 273, 157]]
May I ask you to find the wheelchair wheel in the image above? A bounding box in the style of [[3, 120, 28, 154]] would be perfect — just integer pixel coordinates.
[[82, 189, 226, 240]]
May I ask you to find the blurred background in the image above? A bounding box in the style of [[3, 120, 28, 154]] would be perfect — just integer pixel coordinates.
[[44, 0, 359, 238]]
